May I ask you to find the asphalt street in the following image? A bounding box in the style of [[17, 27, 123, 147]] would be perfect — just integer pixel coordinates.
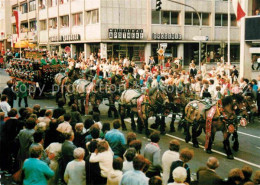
[[0, 68, 259, 181]]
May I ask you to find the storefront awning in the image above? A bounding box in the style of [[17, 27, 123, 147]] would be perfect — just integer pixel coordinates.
[[14, 41, 36, 49]]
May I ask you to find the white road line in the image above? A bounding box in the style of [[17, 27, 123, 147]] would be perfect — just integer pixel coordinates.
[[158, 130, 260, 169], [237, 131, 260, 139]]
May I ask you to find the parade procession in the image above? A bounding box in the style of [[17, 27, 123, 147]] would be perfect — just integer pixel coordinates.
[[0, 0, 260, 185]]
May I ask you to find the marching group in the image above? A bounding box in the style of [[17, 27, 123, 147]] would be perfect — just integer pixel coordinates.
[[0, 51, 260, 185]]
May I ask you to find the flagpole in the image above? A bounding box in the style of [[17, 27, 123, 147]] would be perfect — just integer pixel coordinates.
[[228, 0, 231, 77]]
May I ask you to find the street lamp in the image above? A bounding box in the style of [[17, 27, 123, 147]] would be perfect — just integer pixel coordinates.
[[166, 0, 202, 70]]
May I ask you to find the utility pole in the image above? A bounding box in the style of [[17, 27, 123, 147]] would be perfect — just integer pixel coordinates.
[[166, 0, 202, 70]]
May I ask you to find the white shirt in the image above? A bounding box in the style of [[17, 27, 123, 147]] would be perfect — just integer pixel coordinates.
[[162, 150, 180, 185], [89, 151, 113, 177], [64, 160, 86, 185], [122, 161, 134, 173], [257, 58, 260, 63], [0, 101, 11, 117], [56, 121, 72, 133]]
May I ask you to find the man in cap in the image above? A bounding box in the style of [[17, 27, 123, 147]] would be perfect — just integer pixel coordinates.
[[51, 53, 61, 65], [40, 54, 48, 65]]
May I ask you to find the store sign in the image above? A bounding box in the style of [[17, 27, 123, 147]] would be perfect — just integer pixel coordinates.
[[49, 34, 81, 42], [152, 33, 182, 40], [108, 29, 144, 40]]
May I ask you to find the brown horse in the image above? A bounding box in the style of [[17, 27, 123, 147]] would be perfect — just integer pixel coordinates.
[[184, 94, 246, 159]]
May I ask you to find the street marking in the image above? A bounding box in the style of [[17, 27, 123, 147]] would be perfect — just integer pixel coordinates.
[[237, 131, 260, 139], [156, 129, 260, 169]]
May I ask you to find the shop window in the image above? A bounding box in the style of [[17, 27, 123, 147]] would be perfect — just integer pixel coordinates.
[[12, 5, 18, 16], [21, 22, 28, 33], [39, 0, 46, 9], [185, 12, 192, 25], [49, 0, 57, 7], [152, 10, 160, 24], [40, 20, 47, 30], [60, 15, 69, 27], [73, 13, 83, 26], [20, 3, 28, 14], [29, 0, 36, 12], [29, 20, 37, 31], [12, 24, 17, 34], [171, 12, 179, 24], [49, 17, 57, 29], [161, 11, 170, 24]]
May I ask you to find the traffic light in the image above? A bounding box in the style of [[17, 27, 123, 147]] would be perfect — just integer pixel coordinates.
[[156, 0, 162, 11], [217, 48, 222, 55], [193, 50, 199, 61]]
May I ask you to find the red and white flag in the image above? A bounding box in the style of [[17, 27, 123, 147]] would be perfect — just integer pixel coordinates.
[[232, 0, 246, 21], [13, 10, 20, 38]]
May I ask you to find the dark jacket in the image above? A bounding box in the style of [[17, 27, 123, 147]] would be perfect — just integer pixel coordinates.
[[197, 167, 224, 185], [85, 154, 105, 185], [60, 140, 76, 176], [2, 87, 17, 104], [70, 111, 82, 128], [168, 160, 191, 184]]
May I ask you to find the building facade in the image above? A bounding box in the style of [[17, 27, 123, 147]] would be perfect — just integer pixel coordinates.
[[8, 0, 243, 65], [0, 0, 12, 51]]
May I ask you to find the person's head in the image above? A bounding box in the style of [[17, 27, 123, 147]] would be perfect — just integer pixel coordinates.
[[73, 147, 85, 160], [133, 155, 146, 171], [29, 144, 43, 158], [7, 80, 13, 88], [180, 148, 194, 163], [169, 139, 180, 152], [125, 148, 137, 162], [71, 104, 78, 111], [127, 132, 137, 146], [97, 140, 109, 153], [19, 107, 27, 118], [206, 157, 219, 170], [33, 104, 41, 113], [45, 110, 53, 118], [84, 118, 94, 129], [39, 109, 46, 117], [33, 131, 45, 144], [242, 165, 253, 180], [149, 176, 162, 185], [129, 140, 142, 153], [253, 170, 260, 184], [75, 123, 84, 133], [113, 157, 123, 171], [93, 112, 100, 122], [58, 99, 65, 107], [228, 168, 245, 184], [113, 119, 121, 129], [64, 113, 71, 122], [49, 119, 58, 130], [256, 9, 259, 15], [209, 79, 214, 85], [150, 131, 160, 143], [63, 130, 74, 141], [88, 140, 98, 153], [8, 108, 17, 117], [25, 117, 36, 129], [172, 167, 187, 183], [90, 124, 100, 139], [1, 94, 7, 102], [102, 122, 110, 133]]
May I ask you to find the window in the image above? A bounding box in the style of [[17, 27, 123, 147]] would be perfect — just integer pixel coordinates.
[[20, 3, 28, 14], [185, 12, 210, 26], [171, 12, 179, 24], [29, 20, 37, 31], [40, 20, 47, 30], [152, 10, 179, 25], [60, 15, 69, 27], [60, 0, 69, 4], [86, 9, 99, 24], [29, 0, 36, 11], [39, 0, 46, 9], [215, 14, 236, 26], [162, 11, 170, 24], [152, 10, 160, 24], [49, 0, 57, 7], [12, 6, 18, 16], [92, 9, 99, 24], [185, 12, 192, 25], [12, 24, 17, 34], [73, 13, 83, 26], [21, 22, 28, 33], [49, 17, 57, 29]]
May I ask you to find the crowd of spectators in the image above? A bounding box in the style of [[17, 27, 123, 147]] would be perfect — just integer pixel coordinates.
[[0, 95, 260, 185]]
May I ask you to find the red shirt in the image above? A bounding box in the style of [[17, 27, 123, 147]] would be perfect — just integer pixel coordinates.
[[165, 62, 171, 68]]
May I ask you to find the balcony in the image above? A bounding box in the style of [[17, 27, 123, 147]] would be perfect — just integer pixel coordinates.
[[28, 31, 37, 42], [19, 13, 28, 22], [28, 10, 36, 20], [71, 0, 84, 13], [245, 16, 260, 41], [59, 3, 70, 16], [39, 30, 48, 43], [39, 9, 47, 20], [48, 6, 58, 18]]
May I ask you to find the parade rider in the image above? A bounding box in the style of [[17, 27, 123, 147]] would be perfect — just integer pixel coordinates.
[[40, 54, 48, 66], [51, 53, 61, 65]]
